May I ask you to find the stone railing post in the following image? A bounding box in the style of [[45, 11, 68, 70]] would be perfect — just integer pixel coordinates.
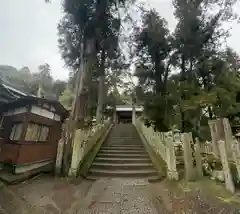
[[165, 137, 179, 180], [208, 120, 220, 157], [195, 138, 203, 178], [69, 129, 85, 176], [232, 139, 240, 181], [222, 118, 234, 158], [181, 133, 195, 181], [68, 121, 110, 177], [209, 118, 234, 158], [55, 138, 64, 175], [218, 140, 235, 193]]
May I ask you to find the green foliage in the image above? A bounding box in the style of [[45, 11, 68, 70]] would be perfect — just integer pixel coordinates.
[[132, 8, 175, 131], [58, 0, 133, 70], [0, 64, 67, 100], [53, 80, 68, 100], [133, 9, 172, 95], [132, 0, 239, 136], [59, 0, 135, 122], [59, 87, 73, 110]]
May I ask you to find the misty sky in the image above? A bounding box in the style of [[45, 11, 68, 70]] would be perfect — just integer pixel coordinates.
[[0, 0, 239, 80]]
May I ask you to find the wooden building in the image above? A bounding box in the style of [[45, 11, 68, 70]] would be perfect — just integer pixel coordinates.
[[0, 96, 68, 177], [114, 105, 143, 124]]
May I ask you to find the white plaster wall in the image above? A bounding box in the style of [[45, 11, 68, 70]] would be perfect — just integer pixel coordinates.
[[31, 105, 60, 121], [54, 114, 61, 121], [31, 105, 54, 119]]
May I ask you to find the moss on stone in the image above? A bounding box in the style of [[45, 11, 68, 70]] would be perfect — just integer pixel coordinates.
[[136, 126, 167, 178], [77, 125, 112, 177]]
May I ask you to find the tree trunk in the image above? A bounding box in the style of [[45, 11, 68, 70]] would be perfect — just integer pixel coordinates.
[[96, 75, 105, 123], [62, 65, 84, 176], [208, 106, 213, 120], [62, 39, 94, 176], [180, 53, 186, 133], [162, 62, 171, 97], [202, 75, 214, 120], [96, 51, 106, 124]]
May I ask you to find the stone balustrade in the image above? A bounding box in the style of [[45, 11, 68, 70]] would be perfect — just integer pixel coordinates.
[[136, 119, 167, 161], [200, 143, 213, 155], [135, 118, 178, 180], [68, 120, 111, 176]]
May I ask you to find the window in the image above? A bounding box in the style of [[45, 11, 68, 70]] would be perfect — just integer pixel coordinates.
[[25, 123, 49, 142], [10, 123, 23, 141]]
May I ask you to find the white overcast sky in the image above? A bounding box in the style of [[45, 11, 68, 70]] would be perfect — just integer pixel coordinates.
[[0, 0, 239, 81]]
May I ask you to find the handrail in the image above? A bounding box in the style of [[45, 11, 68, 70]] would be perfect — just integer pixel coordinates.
[[135, 118, 179, 180], [69, 120, 111, 176], [135, 119, 167, 162]]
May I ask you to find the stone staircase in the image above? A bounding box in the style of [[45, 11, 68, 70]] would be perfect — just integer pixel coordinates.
[[87, 124, 160, 180]]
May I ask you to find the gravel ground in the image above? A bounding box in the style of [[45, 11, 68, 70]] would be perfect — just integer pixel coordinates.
[[151, 179, 240, 214], [1, 175, 240, 213], [71, 178, 161, 214], [0, 174, 93, 214]]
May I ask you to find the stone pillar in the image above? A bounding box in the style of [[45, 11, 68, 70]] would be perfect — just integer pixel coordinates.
[[218, 140, 235, 193], [181, 133, 195, 181], [232, 139, 240, 180], [132, 105, 136, 125], [222, 118, 234, 158], [55, 138, 64, 175], [209, 118, 234, 158], [69, 129, 84, 176], [208, 120, 220, 157], [165, 137, 179, 180], [195, 138, 203, 178]]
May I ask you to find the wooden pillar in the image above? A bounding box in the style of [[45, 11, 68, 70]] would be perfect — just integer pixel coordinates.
[[113, 107, 117, 124], [132, 105, 136, 125], [20, 105, 31, 143]]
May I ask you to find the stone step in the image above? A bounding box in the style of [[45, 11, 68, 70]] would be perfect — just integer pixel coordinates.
[[105, 139, 141, 142], [88, 168, 158, 178], [86, 175, 161, 182], [98, 149, 146, 154], [86, 124, 161, 180], [104, 143, 143, 146], [94, 157, 152, 164], [91, 162, 154, 170], [96, 153, 149, 159], [107, 136, 140, 139], [101, 145, 145, 150]]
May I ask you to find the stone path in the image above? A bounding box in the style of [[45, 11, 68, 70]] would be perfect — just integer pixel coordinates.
[[70, 178, 160, 213], [0, 175, 93, 214], [1, 175, 240, 213]]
